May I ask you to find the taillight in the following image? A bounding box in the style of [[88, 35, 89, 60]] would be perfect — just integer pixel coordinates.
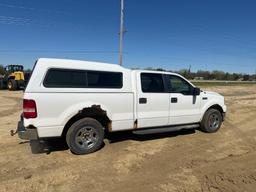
[[23, 99, 37, 119]]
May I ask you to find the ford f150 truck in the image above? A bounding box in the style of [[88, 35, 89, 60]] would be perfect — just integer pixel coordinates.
[[15, 58, 226, 154]]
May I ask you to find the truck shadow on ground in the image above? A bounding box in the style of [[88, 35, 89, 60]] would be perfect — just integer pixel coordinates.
[[28, 139, 69, 155], [106, 128, 196, 143], [27, 129, 196, 155]]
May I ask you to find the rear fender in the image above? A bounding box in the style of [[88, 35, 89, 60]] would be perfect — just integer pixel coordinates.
[[61, 102, 112, 127]]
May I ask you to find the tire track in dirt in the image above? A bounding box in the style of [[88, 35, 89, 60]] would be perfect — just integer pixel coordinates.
[[0, 96, 22, 118], [105, 137, 256, 192], [0, 160, 67, 183], [224, 120, 256, 151], [224, 94, 256, 147], [202, 171, 256, 192], [112, 139, 168, 174], [196, 152, 256, 192], [223, 91, 256, 147], [228, 109, 256, 126]]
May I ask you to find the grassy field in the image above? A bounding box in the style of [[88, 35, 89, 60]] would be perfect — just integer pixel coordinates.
[[191, 80, 256, 87]]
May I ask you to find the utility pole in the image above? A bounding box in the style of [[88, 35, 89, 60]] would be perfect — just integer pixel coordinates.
[[119, 0, 124, 66]]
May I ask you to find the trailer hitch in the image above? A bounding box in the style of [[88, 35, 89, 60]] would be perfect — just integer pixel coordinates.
[[10, 129, 17, 136]]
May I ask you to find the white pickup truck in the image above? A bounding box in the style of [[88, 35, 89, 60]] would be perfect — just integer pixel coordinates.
[[16, 58, 226, 154]]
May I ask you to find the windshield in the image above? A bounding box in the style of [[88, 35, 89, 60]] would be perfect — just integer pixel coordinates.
[[6, 65, 23, 72]]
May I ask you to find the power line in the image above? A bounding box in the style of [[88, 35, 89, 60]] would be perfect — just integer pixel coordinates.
[[0, 15, 59, 27], [0, 50, 122, 54], [0, 15, 32, 26], [0, 14, 97, 29], [0, 3, 72, 15]]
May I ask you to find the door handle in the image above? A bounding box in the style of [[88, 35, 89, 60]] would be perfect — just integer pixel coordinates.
[[139, 98, 147, 104], [171, 97, 178, 103]]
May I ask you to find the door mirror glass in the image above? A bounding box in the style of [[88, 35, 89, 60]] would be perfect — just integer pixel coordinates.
[[193, 87, 201, 96]]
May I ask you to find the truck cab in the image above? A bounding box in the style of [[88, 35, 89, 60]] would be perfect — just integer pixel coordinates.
[[15, 58, 226, 155]]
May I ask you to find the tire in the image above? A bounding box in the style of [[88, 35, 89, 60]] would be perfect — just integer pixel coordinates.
[[0, 79, 5, 89], [8, 79, 17, 91], [66, 117, 104, 155], [200, 108, 222, 133]]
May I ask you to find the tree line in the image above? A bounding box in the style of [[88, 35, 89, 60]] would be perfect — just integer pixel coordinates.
[[0, 65, 5, 75], [144, 67, 256, 81], [1, 64, 255, 81]]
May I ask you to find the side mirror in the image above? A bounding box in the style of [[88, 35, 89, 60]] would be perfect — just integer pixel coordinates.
[[193, 87, 201, 96]]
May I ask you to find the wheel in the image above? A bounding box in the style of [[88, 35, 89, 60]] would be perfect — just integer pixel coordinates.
[[66, 117, 104, 155], [0, 79, 5, 89], [8, 79, 17, 91], [200, 108, 222, 133]]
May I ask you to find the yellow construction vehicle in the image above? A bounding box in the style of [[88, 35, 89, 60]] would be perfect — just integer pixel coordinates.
[[0, 65, 27, 91]]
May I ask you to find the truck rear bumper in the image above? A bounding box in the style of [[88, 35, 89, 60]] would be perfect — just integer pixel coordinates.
[[17, 120, 38, 140]]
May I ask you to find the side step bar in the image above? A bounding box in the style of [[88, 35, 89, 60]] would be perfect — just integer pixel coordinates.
[[133, 124, 200, 135]]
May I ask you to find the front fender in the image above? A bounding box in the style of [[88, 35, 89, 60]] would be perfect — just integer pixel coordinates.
[[200, 100, 225, 121]]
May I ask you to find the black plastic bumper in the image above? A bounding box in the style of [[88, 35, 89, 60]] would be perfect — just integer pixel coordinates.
[[17, 119, 38, 140]]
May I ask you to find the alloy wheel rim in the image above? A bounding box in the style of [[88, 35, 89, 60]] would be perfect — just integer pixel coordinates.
[[8, 82, 12, 89], [208, 113, 220, 129], [75, 126, 98, 149]]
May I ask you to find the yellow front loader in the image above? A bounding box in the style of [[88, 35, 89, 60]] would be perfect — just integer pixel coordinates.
[[0, 65, 26, 91]]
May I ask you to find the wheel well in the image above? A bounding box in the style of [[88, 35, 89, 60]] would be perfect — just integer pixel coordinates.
[[8, 76, 15, 80], [207, 104, 224, 116], [61, 105, 111, 138]]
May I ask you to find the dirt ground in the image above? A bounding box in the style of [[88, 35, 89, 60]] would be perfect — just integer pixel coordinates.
[[0, 85, 256, 192]]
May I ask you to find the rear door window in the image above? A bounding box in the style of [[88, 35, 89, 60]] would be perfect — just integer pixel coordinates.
[[141, 73, 165, 93]]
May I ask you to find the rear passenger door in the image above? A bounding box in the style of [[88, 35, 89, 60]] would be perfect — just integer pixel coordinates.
[[136, 72, 169, 128]]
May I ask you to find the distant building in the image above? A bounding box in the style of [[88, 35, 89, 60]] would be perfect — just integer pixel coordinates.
[[194, 77, 204, 80]]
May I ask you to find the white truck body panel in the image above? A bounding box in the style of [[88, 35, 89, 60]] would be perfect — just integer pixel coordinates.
[[23, 58, 227, 138], [169, 92, 201, 125]]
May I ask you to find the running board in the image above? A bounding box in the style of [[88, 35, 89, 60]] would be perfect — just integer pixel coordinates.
[[133, 124, 200, 135]]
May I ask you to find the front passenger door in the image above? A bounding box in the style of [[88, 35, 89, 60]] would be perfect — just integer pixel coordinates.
[[167, 75, 201, 125]]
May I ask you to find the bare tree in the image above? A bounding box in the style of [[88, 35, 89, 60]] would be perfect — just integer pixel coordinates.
[[0, 65, 5, 75]]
